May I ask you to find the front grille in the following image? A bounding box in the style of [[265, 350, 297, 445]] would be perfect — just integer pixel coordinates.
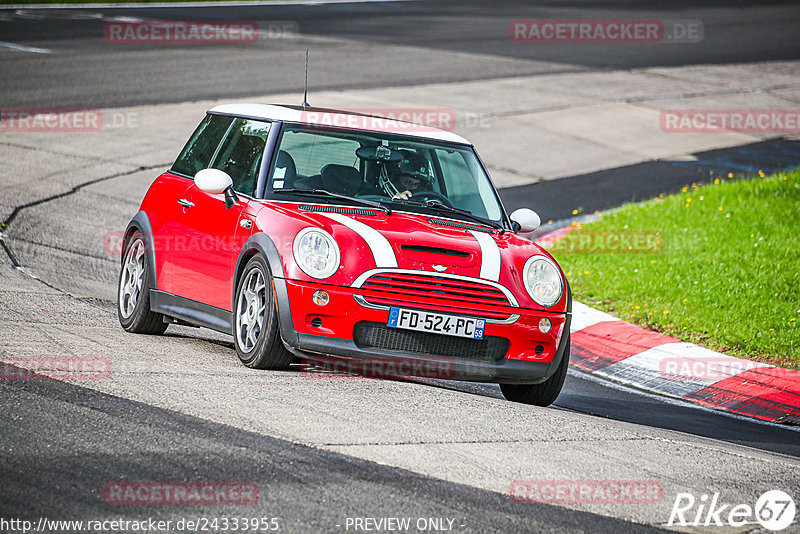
[[353, 321, 509, 362], [299, 205, 377, 216], [358, 271, 511, 309]]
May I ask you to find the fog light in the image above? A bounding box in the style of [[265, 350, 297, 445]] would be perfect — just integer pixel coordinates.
[[312, 290, 329, 306], [538, 317, 551, 333]]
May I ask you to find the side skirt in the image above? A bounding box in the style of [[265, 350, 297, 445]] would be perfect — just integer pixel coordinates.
[[150, 290, 233, 335]]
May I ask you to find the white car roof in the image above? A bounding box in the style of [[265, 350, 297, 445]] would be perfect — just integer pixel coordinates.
[[208, 103, 470, 145]]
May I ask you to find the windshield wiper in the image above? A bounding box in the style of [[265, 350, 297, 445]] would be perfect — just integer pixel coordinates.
[[393, 198, 502, 231], [273, 189, 390, 214]]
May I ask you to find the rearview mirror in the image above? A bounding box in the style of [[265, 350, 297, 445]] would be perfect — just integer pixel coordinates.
[[510, 208, 541, 233], [195, 168, 233, 194]]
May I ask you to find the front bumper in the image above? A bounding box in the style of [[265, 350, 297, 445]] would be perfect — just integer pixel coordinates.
[[273, 277, 571, 384]]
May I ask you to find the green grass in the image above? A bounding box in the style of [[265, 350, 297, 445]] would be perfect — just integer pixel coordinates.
[[552, 169, 800, 368]]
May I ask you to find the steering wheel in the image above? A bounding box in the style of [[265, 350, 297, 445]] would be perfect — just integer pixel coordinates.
[[411, 191, 452, 207]]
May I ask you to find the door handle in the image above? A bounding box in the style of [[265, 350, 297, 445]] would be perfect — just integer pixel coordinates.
[[178, 198, 194, 208]]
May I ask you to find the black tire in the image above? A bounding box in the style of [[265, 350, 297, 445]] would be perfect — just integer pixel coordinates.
[[233, 255, 293, 370], [500, 335, 570, 407], [117, 230, 168, 335]]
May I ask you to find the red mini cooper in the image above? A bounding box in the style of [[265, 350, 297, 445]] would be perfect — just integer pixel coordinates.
[[118, 104, 571, 406]]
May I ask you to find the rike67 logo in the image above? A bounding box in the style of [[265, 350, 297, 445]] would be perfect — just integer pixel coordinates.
[[668, 490, 796, 531]]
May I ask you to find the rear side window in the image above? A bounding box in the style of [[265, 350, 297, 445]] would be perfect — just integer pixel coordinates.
[[210, 118, 271, 196], [171, 115, 234, 178]]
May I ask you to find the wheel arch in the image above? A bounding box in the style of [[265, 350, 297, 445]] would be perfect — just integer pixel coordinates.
[[233, 232, 285, 302], [123, 211, 158, 290], [233, 233, 298, 347]]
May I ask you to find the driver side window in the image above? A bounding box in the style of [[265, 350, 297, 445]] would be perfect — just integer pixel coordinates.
[[210, 118, 271, 196], [171, 115, 233, 178]]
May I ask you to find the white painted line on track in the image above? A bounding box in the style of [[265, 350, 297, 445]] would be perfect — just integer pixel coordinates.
[[567, 366, 800, 433], [600, 343, 731, 398], [570, 301, 616, 332], [13, 9, 103, 19], [0, 41, 52, 54], [1, 0, 412, 10]]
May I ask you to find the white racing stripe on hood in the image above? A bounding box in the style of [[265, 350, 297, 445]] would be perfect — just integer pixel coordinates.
[[319, 213, 398, 268], [469, 230, 500, 281]]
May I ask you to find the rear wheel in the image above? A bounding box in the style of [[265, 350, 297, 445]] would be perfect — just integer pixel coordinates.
[[117, 230, 168, 335], [500, 336, 570, 407], [234, 255, 293, 370]]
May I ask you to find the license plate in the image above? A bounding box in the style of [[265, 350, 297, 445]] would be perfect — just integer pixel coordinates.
[[387, 307, 485, 339]]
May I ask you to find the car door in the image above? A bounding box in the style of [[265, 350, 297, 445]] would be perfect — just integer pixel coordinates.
[[170, 118, 272, 311], [157, 113, 234, 294]]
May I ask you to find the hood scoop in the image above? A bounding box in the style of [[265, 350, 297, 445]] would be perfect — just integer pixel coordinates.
[[401, 245, 470, 258], [399, 243, 476, 267]]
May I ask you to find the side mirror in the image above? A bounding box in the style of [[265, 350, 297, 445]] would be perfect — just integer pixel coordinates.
[[195, 168, 239, 209], [510, 208, 541, 233], [195, 168, 233, 194]]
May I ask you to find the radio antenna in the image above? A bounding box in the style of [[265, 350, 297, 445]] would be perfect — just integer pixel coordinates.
[[301, 48, 310, 109]]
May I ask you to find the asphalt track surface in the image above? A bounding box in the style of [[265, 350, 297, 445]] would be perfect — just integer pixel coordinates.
[[2, 0, 799, 221], [507, 138, 800, 220], [1, 0, 800, 109], [2, 1, 800, 532], [1, 368, 664, 533]]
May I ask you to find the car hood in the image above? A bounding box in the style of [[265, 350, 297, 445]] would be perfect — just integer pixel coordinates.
[[259, 203, 566, 311]]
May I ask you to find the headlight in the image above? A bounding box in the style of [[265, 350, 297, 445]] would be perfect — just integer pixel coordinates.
[[522, 256, 563, 307], [293, 227, 340, 279]]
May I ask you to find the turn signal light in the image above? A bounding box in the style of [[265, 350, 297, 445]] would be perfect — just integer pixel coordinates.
[[312, 290, 329, 306], [538, 318, 551, 333]]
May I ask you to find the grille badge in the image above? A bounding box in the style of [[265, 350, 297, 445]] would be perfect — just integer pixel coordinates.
[[431, 264, 447, 272]]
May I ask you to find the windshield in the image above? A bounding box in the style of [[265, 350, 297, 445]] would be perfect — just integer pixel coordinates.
[[265, 124, 505, 227]]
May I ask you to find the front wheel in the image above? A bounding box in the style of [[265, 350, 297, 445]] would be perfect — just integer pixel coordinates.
[[500, 336, 570, 407], [117, 230, 168, 335], [233, 255, 293, 370]]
